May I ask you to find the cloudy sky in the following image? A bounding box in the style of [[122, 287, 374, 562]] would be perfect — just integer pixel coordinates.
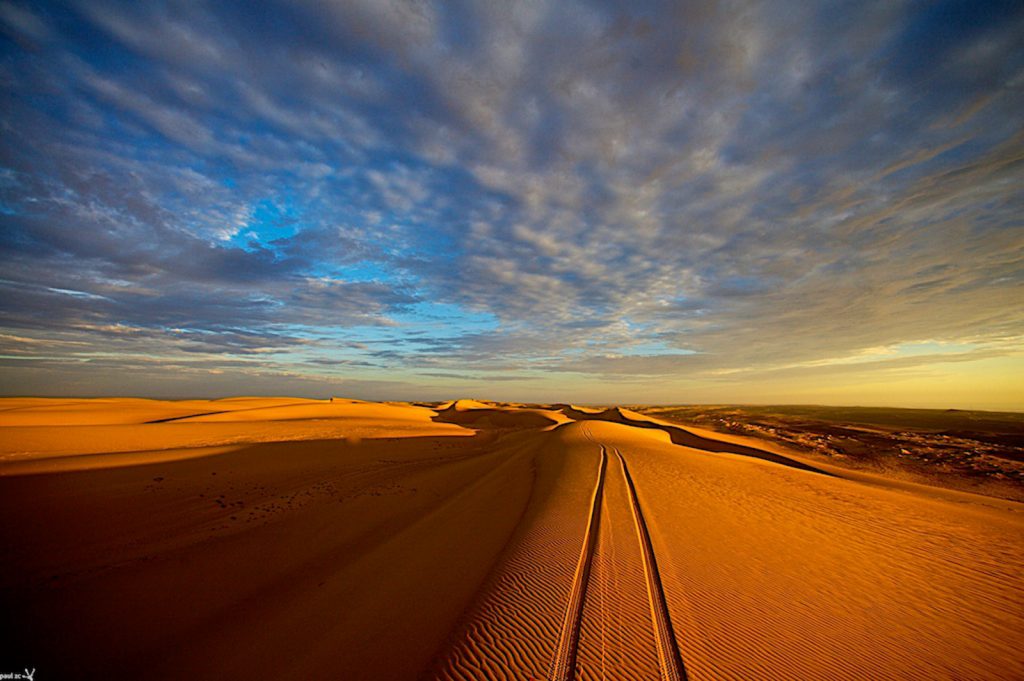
[[1, 0, 1022, 408]]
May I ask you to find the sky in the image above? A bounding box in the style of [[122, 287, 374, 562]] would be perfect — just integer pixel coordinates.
[[0, 0, 1022, 409]]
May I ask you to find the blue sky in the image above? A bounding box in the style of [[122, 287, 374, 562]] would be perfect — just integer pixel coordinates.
[[0, 0, 1022, 408]]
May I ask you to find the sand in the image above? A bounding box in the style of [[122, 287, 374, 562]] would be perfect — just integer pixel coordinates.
[[1, 397, 1022, 679]]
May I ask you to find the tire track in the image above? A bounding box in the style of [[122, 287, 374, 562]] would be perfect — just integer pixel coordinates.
[[577, 445, 661, 681], [548, 444, 608, 681], [616, 448, 688, 681]]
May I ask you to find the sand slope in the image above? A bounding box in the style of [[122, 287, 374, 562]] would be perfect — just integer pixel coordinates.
[[1, 398, 1022, 679]]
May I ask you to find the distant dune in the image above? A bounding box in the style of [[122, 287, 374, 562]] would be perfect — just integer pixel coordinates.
[[2, 397, 1022, 679]]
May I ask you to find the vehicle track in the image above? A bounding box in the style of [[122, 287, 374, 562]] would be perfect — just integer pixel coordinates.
[[616, 448, 688, 681], [548, 436, 688, 680], [548, 445, 608, 681]]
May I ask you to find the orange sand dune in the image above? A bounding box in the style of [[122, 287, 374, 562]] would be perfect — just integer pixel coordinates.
[[166, 399, 441, 423], [435, 399, 571, 430], [1, 397, 1022, 679], [0, 399, 470, 474], [0, 396, 318, 426]]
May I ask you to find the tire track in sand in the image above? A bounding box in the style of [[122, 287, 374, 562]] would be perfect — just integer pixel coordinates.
[[548, 444, 608, 681], [616, 448, 688, 681]]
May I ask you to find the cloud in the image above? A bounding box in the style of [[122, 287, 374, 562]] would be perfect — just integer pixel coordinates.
[[1, 0, 1022, 403]]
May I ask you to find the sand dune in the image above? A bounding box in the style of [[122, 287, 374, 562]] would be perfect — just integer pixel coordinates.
[[1, 398, 1022, 679], [0, 398, 471, 474], [435, 399, 570, 430], [161, 399, 440, 423], [0, 396, 316, 426]]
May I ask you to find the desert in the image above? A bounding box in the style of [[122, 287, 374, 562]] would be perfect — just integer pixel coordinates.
[[2, 397, 1022, 679], [3, 1, 1023, 679]]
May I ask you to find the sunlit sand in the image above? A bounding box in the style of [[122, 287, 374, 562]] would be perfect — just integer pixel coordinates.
[[2, 397, 1021, 679]]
